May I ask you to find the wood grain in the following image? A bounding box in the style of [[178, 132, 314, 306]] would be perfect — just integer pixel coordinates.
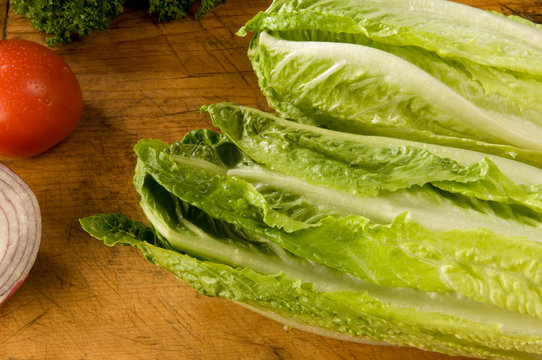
[[0, 0, 7, 38], [453, 0, 542, 22], [0, 1, 540, 359]]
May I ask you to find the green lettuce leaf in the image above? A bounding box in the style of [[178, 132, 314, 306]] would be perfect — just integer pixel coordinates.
[[204, 103, 542, 215], [238, 0, 542, 155], [80, 184, 542, 360], [244, 30, 542, 154], [130, 121, 542, 322], [80, 103, 542, 357], [239, 0, 542, 75]]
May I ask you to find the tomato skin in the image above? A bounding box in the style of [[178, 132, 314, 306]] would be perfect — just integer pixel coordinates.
[[0, 39, 83, 158]]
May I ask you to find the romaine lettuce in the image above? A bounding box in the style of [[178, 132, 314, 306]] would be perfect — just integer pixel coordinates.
[[80, 212, 542, 360], [239, 0, 542, 154], [82, 103, 542, 359]]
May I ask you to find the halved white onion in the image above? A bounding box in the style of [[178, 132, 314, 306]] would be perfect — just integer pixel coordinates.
[[0, 163, 41, 304]]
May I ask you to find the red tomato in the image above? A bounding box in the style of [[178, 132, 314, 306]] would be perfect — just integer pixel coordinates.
[[0, 39, 83, 158]]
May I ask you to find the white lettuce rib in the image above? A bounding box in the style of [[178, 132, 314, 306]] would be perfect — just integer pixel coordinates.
[[228, 166, 542, 242]]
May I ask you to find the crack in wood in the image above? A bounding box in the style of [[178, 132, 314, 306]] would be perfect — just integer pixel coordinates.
[[0, 0, 8, 40], [499, 0, 542, 23]]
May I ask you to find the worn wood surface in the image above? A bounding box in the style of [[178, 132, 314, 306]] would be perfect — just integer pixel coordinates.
[[0, 1, 540, 359]]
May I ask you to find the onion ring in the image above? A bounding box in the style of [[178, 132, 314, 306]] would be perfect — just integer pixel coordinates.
[[0, 163, 41, 304]]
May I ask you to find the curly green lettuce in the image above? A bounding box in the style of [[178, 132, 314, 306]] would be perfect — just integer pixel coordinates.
[[10, 0, 227, 46]]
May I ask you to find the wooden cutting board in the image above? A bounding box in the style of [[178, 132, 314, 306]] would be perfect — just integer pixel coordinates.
[[0, 1, 540, 359]]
